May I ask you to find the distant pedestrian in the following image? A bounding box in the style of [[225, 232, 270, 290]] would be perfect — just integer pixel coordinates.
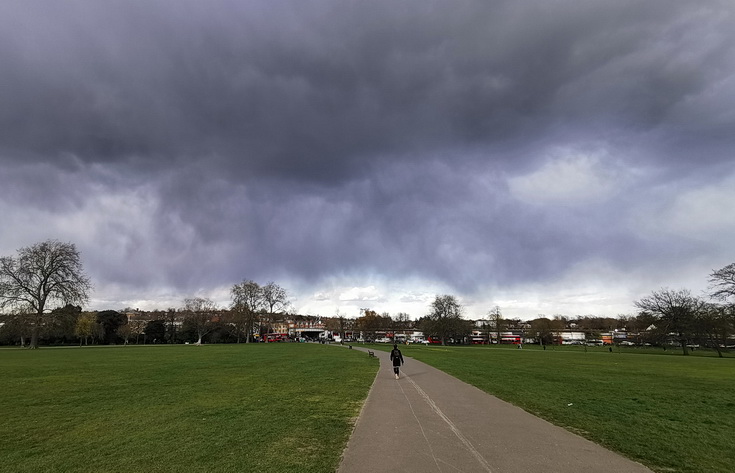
[[390, 344, 404, 379]]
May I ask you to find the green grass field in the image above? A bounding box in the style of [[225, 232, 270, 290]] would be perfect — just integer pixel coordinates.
[[371, 343, 735, 473], [0, 344, 378, 473], [3, 343, 734, 473]]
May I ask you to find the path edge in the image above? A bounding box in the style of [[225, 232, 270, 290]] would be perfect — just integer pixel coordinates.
[[336, 346, 381, 469]]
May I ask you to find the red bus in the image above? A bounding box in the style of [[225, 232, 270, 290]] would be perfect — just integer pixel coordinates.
[[265, 333, 289, 342], [500, 335, 521, 344]]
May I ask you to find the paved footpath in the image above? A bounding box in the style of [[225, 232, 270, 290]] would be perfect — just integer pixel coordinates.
[[337, 347, 653, 473]]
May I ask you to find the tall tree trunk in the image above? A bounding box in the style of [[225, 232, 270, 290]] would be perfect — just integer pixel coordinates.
[[680, 334, 689, 356], [29, 324, 39, 349], [706, 334, 723, 358], [245, 319, 252, 343]]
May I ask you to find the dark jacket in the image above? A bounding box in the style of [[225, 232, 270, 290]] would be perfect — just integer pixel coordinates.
[[390, 348, 404, 366]]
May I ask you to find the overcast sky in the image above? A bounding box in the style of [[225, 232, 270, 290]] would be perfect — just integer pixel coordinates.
[[1, 0, 734, 320]]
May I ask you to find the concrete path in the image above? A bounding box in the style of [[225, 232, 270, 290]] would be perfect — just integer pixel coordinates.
[[338, 347, 652, 473]]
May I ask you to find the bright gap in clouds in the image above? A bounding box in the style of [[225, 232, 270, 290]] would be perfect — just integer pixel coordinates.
[[508, 146, 634, 205]]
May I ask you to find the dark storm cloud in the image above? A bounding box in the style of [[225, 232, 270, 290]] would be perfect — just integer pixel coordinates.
[[4, 0, 732, 172], [1, 0, 734, 311]]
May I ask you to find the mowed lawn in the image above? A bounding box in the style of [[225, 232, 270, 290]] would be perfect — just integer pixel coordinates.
[[373, 344, 735, 473], [0, 343, 377, 473]]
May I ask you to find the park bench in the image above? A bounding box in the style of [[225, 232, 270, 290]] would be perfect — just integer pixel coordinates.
[[368, 350, 375, 357]]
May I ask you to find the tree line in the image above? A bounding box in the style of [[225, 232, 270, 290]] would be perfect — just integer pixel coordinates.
[[2, 240, 734, 353], [0, 240, 294, 347], [0, 283, 292, 347], [632, 269, 735, 356]]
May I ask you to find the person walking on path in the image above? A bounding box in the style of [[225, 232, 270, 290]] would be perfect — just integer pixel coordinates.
[[390, 344, 404, 379]]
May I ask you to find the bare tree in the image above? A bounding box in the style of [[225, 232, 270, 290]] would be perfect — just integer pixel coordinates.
[[163, 308, 179, 344], [424, 295, 464, 345], [0, 240, 92, 349], [262, 282, 290, 316], [694, 303, 732, 357], [393, 312, 411, 335], [634, 288, 703, 355], [226, 304, 254, 344], [117, 323, 133, 345], [709, 263, 735, 303], [260, 282, 289, 339], [128, 318, 147, 344], [231, 280, 264, 343], [488, 306, 504, 344], [183, 297, 218, 345]]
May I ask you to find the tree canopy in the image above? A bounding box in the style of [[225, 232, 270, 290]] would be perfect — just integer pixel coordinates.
[[634, 288, 704, 355], [183, 297, 219, 345], [422, 294, 465, 345], [231, 280, 264, 343], [0, 240, 92, 348]]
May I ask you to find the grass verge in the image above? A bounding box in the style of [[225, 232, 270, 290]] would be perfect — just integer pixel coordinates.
[[368, 343, 735, 473], [0, 343, 377, 473]]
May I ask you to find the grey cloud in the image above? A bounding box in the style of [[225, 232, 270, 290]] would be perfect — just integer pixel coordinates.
[[1, 0, 733, 312], [3, 1, 732, 174]]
